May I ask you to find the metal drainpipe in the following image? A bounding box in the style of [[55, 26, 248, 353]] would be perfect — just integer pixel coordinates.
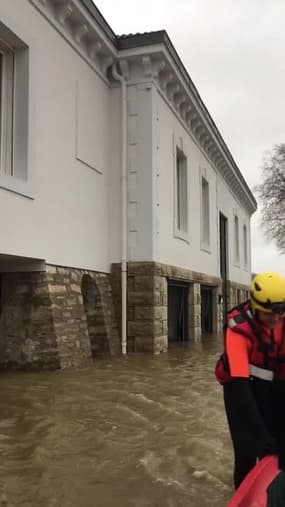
[[111, 62, 127, 355]]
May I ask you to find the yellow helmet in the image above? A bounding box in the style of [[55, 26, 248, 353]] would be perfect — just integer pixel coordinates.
[[250, 272, 285, 314]]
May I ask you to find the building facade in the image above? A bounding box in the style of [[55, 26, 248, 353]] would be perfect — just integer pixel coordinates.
[[0, 0, 256, 369]]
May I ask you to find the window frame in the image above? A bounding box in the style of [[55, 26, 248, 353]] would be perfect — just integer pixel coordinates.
[[201, 175, 210, 251], [243, 223, 248, 269], [0, 39, 14, 176], [0, 23, 31, 199], [174, 143, 189, 242], [234, 214, 240, 266]]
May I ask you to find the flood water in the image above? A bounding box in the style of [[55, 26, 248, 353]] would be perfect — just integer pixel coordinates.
[[0, 338, 235, 507]]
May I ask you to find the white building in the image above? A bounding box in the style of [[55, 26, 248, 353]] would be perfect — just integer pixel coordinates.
[[0, 0, 256, 369]]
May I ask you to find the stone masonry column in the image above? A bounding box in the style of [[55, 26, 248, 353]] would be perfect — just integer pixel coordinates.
[[188, 283, 201, 341], [0, 271, 60, 370], [213, 285, 223, 336], [154, 275, 168, 353], [46, 266, 92, 368], [127, 262, 168, 354]]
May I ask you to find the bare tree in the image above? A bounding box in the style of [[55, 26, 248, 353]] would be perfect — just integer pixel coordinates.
[[255, 144, 285, 253]]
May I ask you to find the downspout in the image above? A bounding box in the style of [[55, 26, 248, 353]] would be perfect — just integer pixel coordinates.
[[111, 62, 127, 355]]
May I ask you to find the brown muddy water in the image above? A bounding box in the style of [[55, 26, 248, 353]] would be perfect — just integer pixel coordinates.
[[0, 338, 234, 507]]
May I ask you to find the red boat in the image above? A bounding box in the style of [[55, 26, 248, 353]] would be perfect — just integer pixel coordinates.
[[226, 455, 279, 507]]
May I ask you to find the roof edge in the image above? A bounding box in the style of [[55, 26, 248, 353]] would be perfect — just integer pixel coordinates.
[[76, 4, 256, 211], [79, 0, 117, 44], [116, 30, 257, 211]]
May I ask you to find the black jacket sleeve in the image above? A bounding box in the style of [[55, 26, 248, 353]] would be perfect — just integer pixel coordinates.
[[267, 471, 285, 507], [223, 377, 276, 457]]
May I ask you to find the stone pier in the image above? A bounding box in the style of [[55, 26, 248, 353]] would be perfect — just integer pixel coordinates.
[[0, 265, 120, 370]]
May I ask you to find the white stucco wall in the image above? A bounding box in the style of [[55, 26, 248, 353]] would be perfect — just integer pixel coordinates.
[[154, 88, 219, 276], [217, 178, 252, 285], [0, 0, 120, 272], [126, 83, 155, 261], [0, 0, 253, 283], [127, 82, 252, 284]]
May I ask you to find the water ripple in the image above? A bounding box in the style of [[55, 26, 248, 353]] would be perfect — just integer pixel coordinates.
[[0, 340, 233, 506]]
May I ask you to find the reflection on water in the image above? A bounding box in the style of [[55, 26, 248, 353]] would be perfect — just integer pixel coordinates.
[[0, 337, 234, 507]]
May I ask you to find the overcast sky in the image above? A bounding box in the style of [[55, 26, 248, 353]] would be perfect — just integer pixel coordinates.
[[95, 0, 285, 275]]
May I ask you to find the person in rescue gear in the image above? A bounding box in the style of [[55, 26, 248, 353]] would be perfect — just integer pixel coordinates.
[[215, 272, 285, 489]]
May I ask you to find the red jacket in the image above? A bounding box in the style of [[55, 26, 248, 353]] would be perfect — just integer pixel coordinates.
[[215, 302, 285, 384]]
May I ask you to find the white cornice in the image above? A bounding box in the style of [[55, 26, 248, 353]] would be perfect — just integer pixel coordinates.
[[29, 0, 115, 83], [29, 0, 256, 214], [117, 48, 256, 214]]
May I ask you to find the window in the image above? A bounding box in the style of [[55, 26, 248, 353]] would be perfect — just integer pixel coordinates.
[[0, 39, 14, 175], [201, 177, 210, 248], [175, 147, 188, 236], [0, 23, 30, 197], [234, 215, 240, 265], [243, 224, 248, 268]]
